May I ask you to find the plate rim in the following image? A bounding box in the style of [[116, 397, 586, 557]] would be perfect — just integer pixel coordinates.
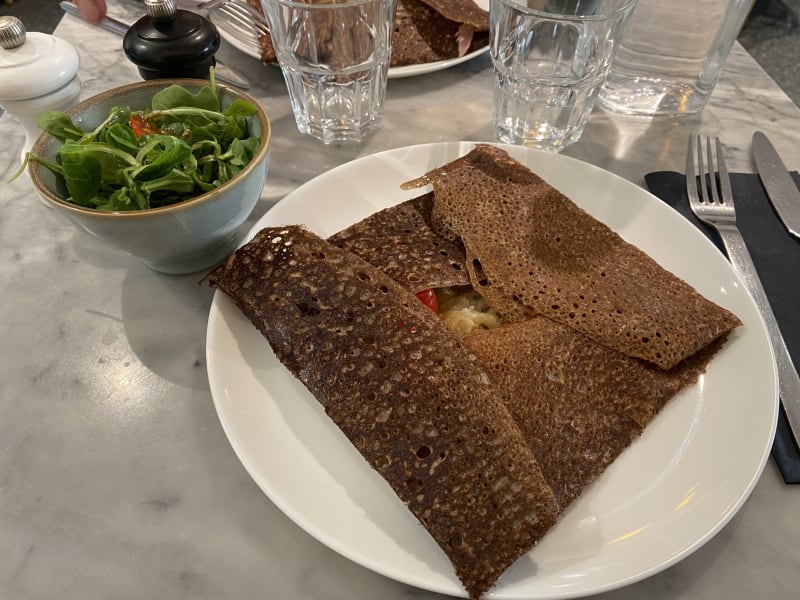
[[206, 141, 779, 599], [214, 20, 490, 80]]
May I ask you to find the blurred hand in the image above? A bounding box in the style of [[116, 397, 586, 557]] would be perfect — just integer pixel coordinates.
[[73, 0, 107, 24]]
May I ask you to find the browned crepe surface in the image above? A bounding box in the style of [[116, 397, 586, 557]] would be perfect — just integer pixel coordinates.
[[418, 0, 490, 29], [204, 146, 741, 599], [392, 0, 489, 66], [246, 0, 277, 62], [246, 0, 489, 67], [464, 318, 726, 509], [325, 174, 730, 508], [203, 225, 559, 600], [403, 144, 742, 370], [329, 193, 470, 293]]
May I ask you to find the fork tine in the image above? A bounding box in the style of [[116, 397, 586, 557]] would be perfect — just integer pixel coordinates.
[[220, 1, 269, 30], [716, 137, 734, 204], [228, 0, 269, 27], [196, 0, 229, 10], [685, 135, 699, 203], [217, 3, 269, 36], [706, 137, 720, 205], [696, 135, 713, 205]]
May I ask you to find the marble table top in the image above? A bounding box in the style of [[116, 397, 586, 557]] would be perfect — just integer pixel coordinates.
[[1, 2, 798, 599]]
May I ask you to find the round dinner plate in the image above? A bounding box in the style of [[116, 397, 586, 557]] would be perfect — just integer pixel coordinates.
[[218, 26, 490, 80], [213, 0, 491, 80], [205, 142, 778, 599]]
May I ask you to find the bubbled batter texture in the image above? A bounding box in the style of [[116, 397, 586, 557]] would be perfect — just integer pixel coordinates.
[[464, 318, 727, 509], [403, 145, 741, 370], [329, 193, 470, 293], [391, 0, 489, 66], [203, 226, 559, 600], [204, 145, 743, 600]]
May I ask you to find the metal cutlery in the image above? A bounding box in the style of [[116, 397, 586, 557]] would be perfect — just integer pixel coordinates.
[[197, 0, 269, 33], [752, 131, 800, 240], [685, 135, 800, 447], [197, 0, 268, 56], [58, 1, 251, 90]]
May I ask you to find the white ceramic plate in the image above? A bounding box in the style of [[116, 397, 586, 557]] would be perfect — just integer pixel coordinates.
[[214, 0, 490, 80], [218, 26, 489, 80], [206, 142, 778, 599]]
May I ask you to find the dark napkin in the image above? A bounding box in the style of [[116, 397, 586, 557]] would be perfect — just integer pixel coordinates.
[[645, 171, 800, 484]]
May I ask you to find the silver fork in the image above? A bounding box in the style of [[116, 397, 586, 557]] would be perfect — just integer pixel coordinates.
[[198, 0, 269, 53], [685, 135, 800, 446]]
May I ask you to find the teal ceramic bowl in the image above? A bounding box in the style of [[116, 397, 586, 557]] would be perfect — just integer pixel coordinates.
[[29, 78, 271, 275]]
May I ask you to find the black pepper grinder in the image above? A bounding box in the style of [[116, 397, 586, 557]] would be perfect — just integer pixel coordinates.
[[123, 0, 220, 80]]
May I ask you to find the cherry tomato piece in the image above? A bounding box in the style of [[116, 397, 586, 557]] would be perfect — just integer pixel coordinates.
[[130, 113, 156, 138], [415, 288, 439, 313]]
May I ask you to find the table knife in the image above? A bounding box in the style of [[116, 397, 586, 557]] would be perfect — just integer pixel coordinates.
[[58, 1, 251, 90], [752, 131, 800, 240]]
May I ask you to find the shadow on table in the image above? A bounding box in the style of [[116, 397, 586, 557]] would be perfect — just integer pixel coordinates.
[[119, 261, 215, 391], [60, 228, 214, 390]]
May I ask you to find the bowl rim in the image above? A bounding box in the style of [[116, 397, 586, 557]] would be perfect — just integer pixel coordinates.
[[28, 78, 272, 220]]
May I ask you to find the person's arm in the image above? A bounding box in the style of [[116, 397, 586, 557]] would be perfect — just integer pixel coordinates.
[[73, 0, 108, 24]]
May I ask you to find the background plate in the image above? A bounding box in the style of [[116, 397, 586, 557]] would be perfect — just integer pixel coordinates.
[[218, 27, 489, 80], [206, 142, 778, 599], [214, 0, 490, 80]]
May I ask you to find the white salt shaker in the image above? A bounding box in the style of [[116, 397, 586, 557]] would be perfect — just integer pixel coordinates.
[[0, 16, 81, 165]]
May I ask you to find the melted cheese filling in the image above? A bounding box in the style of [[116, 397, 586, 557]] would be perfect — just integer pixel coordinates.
[[436, 286, 502, 336]]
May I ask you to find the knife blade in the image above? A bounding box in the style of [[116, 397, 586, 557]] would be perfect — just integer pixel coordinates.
[[58, 1, 251, 90], [753, 131, 800, 240]]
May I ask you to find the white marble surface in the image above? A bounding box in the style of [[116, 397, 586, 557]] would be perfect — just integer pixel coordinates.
[[1, 2, 799, 599]]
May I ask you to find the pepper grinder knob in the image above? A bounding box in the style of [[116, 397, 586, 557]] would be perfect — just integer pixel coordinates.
[[145, 0, 178, 19], [123, 0, 221, 81], [0, 16, 81, 168], [0, 15, 26, 48]]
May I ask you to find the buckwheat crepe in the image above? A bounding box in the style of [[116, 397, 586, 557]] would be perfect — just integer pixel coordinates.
[[391, 0, 489, 66], [329, 159, 734, 509], [402, 144, 741, 370], [245, 0, 489, 67], [203, 145, 740, 599], [203, 226, 559, 599], [463, 319, 727, 509], [328, 193, 471, 293]]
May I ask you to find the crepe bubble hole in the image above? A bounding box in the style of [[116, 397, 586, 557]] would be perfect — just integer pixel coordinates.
[[405, 477, 423, 493]]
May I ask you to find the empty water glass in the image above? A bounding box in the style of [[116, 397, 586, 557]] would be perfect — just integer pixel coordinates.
[[490, 0, 637, 151], [260, 0, 397, 144]]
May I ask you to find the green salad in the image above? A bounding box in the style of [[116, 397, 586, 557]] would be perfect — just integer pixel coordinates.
[[17, 73, 261, 211]]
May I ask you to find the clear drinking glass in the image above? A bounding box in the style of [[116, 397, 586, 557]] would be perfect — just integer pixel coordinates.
[[490, 0, 637, 151], [260, 0, 396, 143], [599, 0, 755, 116]]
